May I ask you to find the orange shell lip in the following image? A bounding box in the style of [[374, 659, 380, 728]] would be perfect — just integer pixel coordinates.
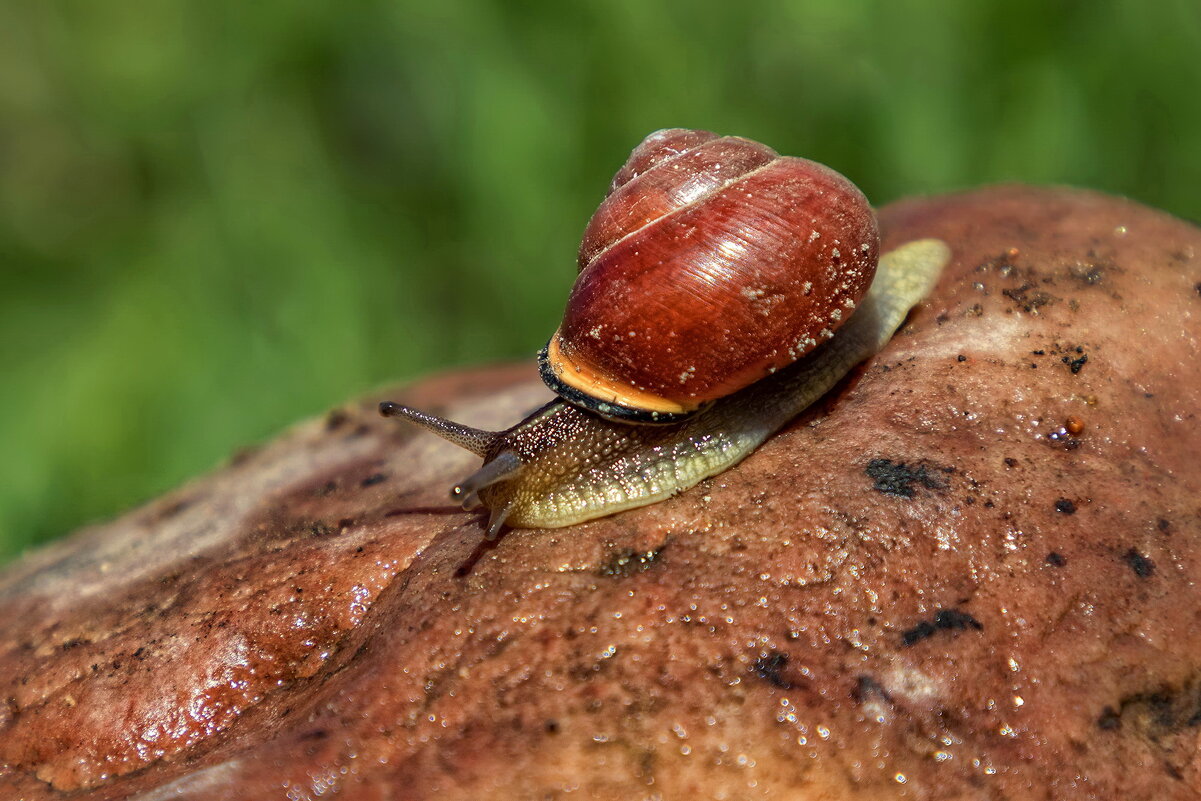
[[540, 332, 702, 423]]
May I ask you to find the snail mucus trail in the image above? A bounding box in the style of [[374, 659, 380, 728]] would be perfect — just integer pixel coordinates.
[[380, 129, 950, 538]]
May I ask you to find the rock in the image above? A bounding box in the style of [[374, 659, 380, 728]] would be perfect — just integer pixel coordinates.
[[1, 186, 1199, 800]]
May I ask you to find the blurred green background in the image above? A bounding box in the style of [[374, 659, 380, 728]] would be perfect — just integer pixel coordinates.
[[1, 0, 1199, 563]]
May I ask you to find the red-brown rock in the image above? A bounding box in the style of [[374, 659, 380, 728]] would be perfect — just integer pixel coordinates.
[[1, 187, 1199, 799]]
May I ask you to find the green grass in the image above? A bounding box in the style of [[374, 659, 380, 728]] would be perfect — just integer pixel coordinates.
[[2, 0, 1199, 562]]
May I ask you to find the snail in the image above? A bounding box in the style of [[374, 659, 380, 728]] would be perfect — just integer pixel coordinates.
[[380, 129, 950, 538]]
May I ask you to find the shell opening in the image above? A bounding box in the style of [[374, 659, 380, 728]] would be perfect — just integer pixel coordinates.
[[538, 336, 701, 424]]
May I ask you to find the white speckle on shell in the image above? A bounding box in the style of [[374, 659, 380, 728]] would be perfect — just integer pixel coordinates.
[[788, 336, 819, 359]]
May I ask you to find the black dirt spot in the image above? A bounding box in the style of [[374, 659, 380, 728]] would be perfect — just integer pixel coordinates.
[[598, 545, 666, 577], [307, 521, 339, 538], [1124, 549, 1155, 578], [1055, 498, 1077, 514], [1062, 353, 1089, 374], [325, 409, 351, 431], [852, 675, 893, 705], [1101, 679, 1201, 740], [1047, 425, 1082, 449], [934, 609, 982, 632], [975, 251, 1020, 275], [1002, 283, 1057, 314], [1048, 435, 1083, 451], [361, 472, 388, 487], [865, 459, 950, 498], [1046, 552, 1067, 567], [902, 608, 983, 646], [900, 620, 936, 645], [1069, 262, 1111, 286], [753, 651, 793, 689], [229, 444, 262, 466], [154, 496, 196, 522]]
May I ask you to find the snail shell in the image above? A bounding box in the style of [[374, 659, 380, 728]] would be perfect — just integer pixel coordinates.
[[540, 128, 880, 422]]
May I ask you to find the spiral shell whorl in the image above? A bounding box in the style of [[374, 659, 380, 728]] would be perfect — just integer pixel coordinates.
[[578, 130, 776, 268]]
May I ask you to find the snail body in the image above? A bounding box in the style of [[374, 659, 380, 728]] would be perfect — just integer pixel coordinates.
[[380, 129, 949, 537], [381, 238, 949, 537]]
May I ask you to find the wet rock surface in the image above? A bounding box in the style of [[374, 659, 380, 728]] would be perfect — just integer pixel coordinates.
[[1, 186, 1199, 799]]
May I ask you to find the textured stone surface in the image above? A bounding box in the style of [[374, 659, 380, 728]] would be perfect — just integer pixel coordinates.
[[1, 186, 1199, 799]]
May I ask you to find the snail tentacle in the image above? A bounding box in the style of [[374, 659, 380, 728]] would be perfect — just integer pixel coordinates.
[[485, 503, 514, 540], [452, 449, 524, 509], [379, 401, 497, 457]]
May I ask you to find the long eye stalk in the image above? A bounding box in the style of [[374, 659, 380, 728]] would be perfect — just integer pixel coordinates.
[[378, 402, 497, 457]]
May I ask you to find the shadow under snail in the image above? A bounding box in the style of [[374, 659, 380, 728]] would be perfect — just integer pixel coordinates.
[[381, 128, 950, 538]]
